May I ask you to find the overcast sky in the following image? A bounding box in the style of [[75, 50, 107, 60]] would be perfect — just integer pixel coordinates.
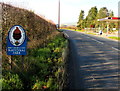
[[0, 0, 119, 24]]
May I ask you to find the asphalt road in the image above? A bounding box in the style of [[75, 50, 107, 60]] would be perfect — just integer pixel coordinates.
[[63, 30, 120, 90]]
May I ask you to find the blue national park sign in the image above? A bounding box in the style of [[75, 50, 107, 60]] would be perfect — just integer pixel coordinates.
[[7, 25, 27, 55]]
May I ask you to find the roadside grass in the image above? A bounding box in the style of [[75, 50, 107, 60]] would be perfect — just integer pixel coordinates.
[[75, 29, 84, 32], [86, 32, 96, 35], [60, 28, 75, 31], [2, 34, 67, 90], [76, 30, 97, 35], [108, 36, 120, 40]]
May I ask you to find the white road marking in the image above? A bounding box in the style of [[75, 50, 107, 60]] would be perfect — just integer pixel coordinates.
[[92, 39, 104, 44], [112, 47, 120, 51], [64, 33, 69, 38], [87, 37, 90, 38], [92, 39, 120, 51]]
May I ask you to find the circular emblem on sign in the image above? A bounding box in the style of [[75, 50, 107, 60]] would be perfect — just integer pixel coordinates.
[[9, 25, 25, 46]]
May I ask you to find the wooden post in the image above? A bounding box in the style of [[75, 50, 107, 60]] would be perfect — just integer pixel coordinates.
[[21, 55, 24, 70], [8, 55, 12, 70]]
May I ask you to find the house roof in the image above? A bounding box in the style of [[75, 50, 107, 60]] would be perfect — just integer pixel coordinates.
[[98, 17, 120, 22]]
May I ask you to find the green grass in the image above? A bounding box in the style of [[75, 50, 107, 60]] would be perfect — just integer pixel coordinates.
[[61, 28, 75, 31], [108, 36, 120, 40], [87, 32, 96, 35], [75, 29, 83, 31]]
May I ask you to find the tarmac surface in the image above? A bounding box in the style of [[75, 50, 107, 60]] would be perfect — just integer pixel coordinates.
[[63, 30, 119, 90]]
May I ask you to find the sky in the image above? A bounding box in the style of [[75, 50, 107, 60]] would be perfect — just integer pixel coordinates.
[[0, 0, 120, 24]]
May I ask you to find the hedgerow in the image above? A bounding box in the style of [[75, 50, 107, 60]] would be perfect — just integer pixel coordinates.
[[1, 3, 66, 90]]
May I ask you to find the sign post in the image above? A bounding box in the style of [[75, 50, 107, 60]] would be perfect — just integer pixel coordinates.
[[7, 25, 27, 69]]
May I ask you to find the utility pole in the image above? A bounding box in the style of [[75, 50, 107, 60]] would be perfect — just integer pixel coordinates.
[[58, 0, 60, 29]]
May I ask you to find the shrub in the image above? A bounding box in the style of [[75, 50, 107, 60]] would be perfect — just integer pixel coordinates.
[[2, 72, 23, 89]]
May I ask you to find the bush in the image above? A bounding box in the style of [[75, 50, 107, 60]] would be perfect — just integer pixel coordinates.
[[2, 72, 23, 89], [32, 81, 46, 90], [2, 34, 66, 90]]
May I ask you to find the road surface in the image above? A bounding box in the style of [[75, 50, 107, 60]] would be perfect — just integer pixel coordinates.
[[63, 30, 119, 90]]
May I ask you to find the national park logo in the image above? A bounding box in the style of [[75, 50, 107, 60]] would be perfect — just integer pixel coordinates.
[[9, 25, 25, 46]]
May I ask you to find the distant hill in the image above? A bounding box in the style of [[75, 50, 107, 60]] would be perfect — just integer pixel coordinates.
[[61, 22, 77, 26]]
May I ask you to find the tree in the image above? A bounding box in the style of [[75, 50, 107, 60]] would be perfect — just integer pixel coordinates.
[[108, 10, 114, 17], [97, 7, 108, 19], [77, 10, 84, 29], [97, 7, 109, 32], [86, 6, 98, 21], [77, 6, 117, 32], [77, 10, 84, 23], [85, 6, 98, 28], [108, 10, 115, 32]]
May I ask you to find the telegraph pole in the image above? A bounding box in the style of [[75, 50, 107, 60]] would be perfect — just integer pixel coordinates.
[[58, 0, 60, 29]]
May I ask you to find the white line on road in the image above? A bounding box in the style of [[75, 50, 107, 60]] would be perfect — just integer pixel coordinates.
[[92, 39, 104, 44], [86, 37, 90, 38], [92, 39, 120, 51], [64, 33, 69, 38], [112, 47, 120, 51]]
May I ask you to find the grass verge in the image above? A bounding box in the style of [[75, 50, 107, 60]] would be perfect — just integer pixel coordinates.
[[86, 32, 96, 35], [2, 34, 67, 90], [108, 36, 120, 40]]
